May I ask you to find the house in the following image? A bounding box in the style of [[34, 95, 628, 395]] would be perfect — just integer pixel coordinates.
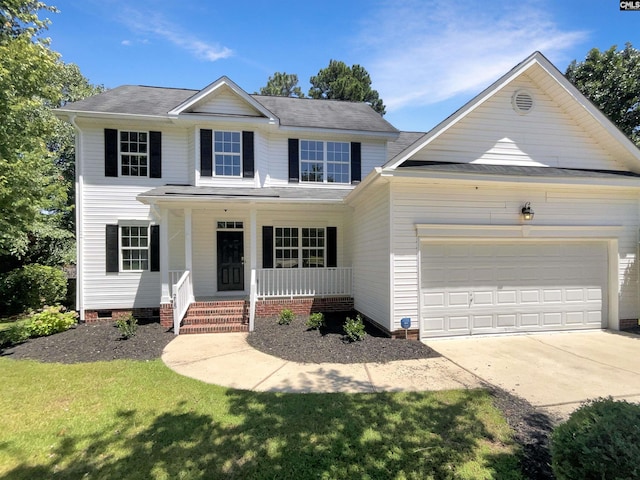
[[55, 51, 640, 339]]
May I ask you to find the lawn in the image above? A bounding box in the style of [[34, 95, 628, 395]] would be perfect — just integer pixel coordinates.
[[0, 358, 523, 479]]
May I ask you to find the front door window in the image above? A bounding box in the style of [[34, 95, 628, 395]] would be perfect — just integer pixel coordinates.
[[217, 230, 244, 291]]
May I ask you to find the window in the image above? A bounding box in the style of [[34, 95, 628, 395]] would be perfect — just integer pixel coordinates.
[[121, 226, 149, 271], [275, 227, 299, 268], [120, 131, 148, 176], [274, 227, 325, 268], [300, 140, 350, 183], [214, 131, 241, 176], [302, 228, 325, 267]]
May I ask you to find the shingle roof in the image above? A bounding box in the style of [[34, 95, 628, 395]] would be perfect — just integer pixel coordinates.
[[398, 161, 640, 179], [138, 185, 352, 202], [58, 84, 398, 134], [387, 131, 426, 161]]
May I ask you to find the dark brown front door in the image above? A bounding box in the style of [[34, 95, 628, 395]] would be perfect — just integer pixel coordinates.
[[217, 231, 244, 291]]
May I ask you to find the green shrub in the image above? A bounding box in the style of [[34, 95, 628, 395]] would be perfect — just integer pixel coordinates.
[[343, 314, 366, 342], [25, 305, 77, 338], [551, 397, 640, 480], [116, 314, 138, 339], [1, 264, 67, 315], [306, 312, 325, 330], [0, 322, 30, 348], [278, 309, 295, 325]]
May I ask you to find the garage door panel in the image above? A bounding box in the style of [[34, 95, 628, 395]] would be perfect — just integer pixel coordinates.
[[420, 241, 607, 338]]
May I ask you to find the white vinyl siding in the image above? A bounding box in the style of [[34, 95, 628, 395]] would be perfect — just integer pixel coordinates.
[[192, 87, 262, 116], [409, 75, 625, 171], [388, 180, 639, 333], [350, 182, 391, 330]]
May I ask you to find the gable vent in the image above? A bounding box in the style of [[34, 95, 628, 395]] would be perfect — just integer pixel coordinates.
[[512, 90, 534, 114]]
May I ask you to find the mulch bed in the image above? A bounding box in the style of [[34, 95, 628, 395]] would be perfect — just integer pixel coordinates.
[[1, 313, 559, 478]]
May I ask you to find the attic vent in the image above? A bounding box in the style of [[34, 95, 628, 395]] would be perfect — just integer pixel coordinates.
[[512, 90, 534, 114]]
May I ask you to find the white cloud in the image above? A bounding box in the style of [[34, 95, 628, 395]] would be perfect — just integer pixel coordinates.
[[119, 7, 232, 62], [358, 0, 587, 109], [121, 39, 132, 46]]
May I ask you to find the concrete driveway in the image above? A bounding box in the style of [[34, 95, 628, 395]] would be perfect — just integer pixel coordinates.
[[430, 330, 640, 420]]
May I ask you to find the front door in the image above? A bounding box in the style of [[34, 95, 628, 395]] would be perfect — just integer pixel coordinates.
[[217, 231, 244, 291]]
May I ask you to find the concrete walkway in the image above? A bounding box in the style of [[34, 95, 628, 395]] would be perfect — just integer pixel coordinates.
[[161, 332, 483, 393], [433, 330, 640, 420]]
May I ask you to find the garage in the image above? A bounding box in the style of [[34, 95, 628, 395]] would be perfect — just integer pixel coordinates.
[[420, 241, 608, 338]]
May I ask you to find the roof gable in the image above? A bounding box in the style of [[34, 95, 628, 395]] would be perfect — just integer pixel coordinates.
[[168, 76, 276, 121], [385, 52, 640, 173]]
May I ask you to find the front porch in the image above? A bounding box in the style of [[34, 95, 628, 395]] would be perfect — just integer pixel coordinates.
[[164, 268, 354, 334]]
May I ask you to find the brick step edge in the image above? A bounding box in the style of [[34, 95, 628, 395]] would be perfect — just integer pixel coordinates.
[[183, 316, 247, 325], [190, 301, 247, 308], [187, 308, 247, 315], [179, 324, 249, 334]]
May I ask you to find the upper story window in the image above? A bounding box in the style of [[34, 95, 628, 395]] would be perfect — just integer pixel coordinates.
[[300, 140, 350, 183], [214, 131, 241, 176], [120, 131, 148, 177]]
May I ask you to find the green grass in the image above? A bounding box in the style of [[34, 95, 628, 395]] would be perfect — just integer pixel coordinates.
[[0, 358, 523, 479]]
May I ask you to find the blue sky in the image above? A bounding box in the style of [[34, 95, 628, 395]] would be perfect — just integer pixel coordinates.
[[45, 0, 639, 132]]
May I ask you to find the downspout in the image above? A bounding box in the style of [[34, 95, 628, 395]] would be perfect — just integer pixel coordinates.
[[69, 114, 84, 321]]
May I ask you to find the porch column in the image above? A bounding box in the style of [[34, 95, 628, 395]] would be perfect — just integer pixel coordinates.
[[184, 208, 193, 273], [160, 207, 171, 304], [249, 205, 257, 331]]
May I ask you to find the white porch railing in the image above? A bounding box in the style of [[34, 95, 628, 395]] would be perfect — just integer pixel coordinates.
[[172, 270, 193, 335], [169, 270, 184, 295], [257, 267, 352, 298]]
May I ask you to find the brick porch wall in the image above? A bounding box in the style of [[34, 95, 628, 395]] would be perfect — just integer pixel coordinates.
[[160, 303, 173, 328], [255, 296, 354, 318]]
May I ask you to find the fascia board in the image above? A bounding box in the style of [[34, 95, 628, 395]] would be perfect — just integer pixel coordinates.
[[278, 125, 399, 140], [390, 167, 640, 188]]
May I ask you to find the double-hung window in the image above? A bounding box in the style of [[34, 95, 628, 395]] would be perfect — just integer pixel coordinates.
[[300, 140, 350, 183], [120, 131, 148, 177], [120, 226, 149, 271], [274, 227, 325, 268], [214, 131, 241, 176]]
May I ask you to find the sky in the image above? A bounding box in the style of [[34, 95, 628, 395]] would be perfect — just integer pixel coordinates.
[[45, 0, 640, 132]]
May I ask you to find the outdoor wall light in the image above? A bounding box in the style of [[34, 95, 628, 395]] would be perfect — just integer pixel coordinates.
[[521, 202, 534, 221]]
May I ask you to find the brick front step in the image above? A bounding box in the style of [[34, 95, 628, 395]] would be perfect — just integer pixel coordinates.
[[179, 323, 249, 334], [179, 299, 249, 334], [183, 315, 246, 325]]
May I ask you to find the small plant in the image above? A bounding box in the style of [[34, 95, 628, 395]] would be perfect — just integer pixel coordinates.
[[306, 312, 325, 330], [551, 397, 640, 480], [343, 314, 366, 342], [25, 305, 77, 338], [0, 322, 30, 348], [278, 308, 295, 325], [116, 314, 138, 339]]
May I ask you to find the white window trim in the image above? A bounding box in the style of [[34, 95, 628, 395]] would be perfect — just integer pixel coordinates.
[[120, 224, 150, 272], [299, 140, 350, 184], [119, 130, 149, 178], [213, 130, 242, 178], [274, 226, 326, 268]]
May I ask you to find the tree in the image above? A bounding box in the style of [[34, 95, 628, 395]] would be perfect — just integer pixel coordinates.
[[259, 72, 305, 97], [308, 60, 386, 115], [565, 43, 640, 146], [0, 1, 102, 264]]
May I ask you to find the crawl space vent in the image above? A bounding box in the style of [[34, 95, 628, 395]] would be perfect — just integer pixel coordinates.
[[512, 90, 534, 114]]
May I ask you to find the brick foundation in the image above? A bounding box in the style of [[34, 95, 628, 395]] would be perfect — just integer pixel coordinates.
[[255, 296, 354, 318], [160, 303, 173, 328], [620, 318, 639, 330], [82, 307, 160, 324]]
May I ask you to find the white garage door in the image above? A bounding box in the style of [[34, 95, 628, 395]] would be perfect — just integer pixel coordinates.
[[420, 241, 607, 338]]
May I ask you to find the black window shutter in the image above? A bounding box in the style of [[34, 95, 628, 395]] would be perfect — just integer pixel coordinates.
[[106, 224, 119, 272], [104, 129, 118, 177], [288, 138, 299, 183], [242, 131, 255, 178], [200, 129, 213, 176], [150, 225, 160, 272], [327, 227, 337, 268], [149, 131, 162, 178], [262, 226, 274, 268], [351, 142, 361, 184]]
